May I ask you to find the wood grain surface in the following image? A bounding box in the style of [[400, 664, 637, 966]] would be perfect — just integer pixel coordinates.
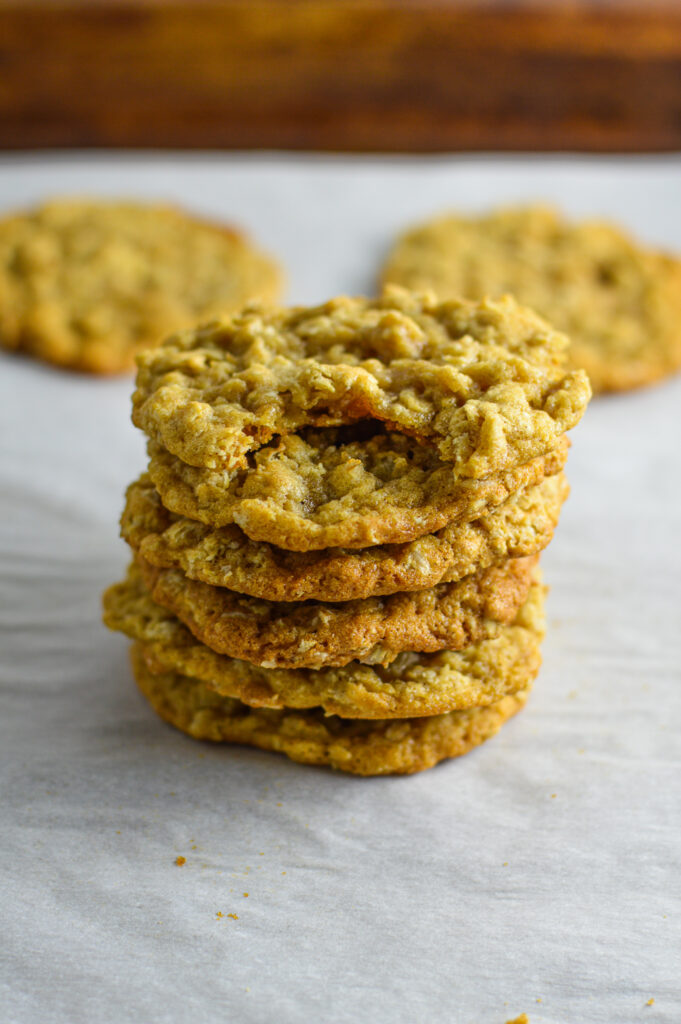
[[1, 0, 680, 152]]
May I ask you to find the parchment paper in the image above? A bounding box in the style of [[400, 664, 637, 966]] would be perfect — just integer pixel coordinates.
[[1, 154, 679, 1024]]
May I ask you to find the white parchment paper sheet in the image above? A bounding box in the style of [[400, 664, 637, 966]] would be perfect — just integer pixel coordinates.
[[0, 155, 679, 1024]]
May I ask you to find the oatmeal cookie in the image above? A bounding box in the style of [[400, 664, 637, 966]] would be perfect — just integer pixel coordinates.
[[0, 198, 282, 373], [123, 469, 567, 602], [146, 427, 569, 550], [135, 553, 537, 669], [130, 644, 531, 775], [132, 288, 590, 472], [102, 567, 544, 719], [381, 205, 681, 393]]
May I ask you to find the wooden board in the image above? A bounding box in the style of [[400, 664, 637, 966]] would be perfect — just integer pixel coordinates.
[[1, 0, 680, 152]]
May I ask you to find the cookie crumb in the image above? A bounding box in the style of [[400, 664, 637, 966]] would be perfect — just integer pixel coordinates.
[[175, 856, 186, 866], [227, 913, 238, 920], [505, 1015, 529, 1024], [243, 892, 249, 897], [646, 998, 655, 1007]]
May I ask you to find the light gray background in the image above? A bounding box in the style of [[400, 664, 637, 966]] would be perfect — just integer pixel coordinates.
[[1, 155, 679, 1024]]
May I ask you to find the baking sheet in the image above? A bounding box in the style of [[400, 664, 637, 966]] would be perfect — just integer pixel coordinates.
[[1, 154, 680, 1024]]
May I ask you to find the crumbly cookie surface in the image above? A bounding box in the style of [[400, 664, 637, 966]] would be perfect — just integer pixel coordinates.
[[123, 469, 567, 602], [130, 644, 531, 776], [132, 288, 590, 472], [0, 198, 282, 373], [381, 205, 681, 393], [146, 428, 569, 550], [135, 553, 537, 669], [102, 569, 544, 719]]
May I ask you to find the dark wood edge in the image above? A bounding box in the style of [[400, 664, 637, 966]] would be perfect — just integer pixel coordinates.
[[1, 1, 681, 152]]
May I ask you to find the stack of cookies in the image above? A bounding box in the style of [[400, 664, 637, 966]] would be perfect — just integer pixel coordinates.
[[103, 288, 591, 775]]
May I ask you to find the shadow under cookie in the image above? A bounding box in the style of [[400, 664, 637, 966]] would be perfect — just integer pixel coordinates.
[[129, 642, 532, 776]]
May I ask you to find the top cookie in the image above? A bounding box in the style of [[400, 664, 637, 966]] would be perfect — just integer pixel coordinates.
[[0, 198, 282, 374], [132, 288, 590, 474], [381, 205, 681, 394]]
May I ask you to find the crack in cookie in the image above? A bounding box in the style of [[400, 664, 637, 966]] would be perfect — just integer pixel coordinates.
[[145, 428, 569, 550], [132, 288, 590, 470]]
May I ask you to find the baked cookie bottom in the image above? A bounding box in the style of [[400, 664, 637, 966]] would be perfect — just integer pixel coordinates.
[[122, 468, 568, 602], [102, 570, 544, 719], [130, 643, 531, 776]]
